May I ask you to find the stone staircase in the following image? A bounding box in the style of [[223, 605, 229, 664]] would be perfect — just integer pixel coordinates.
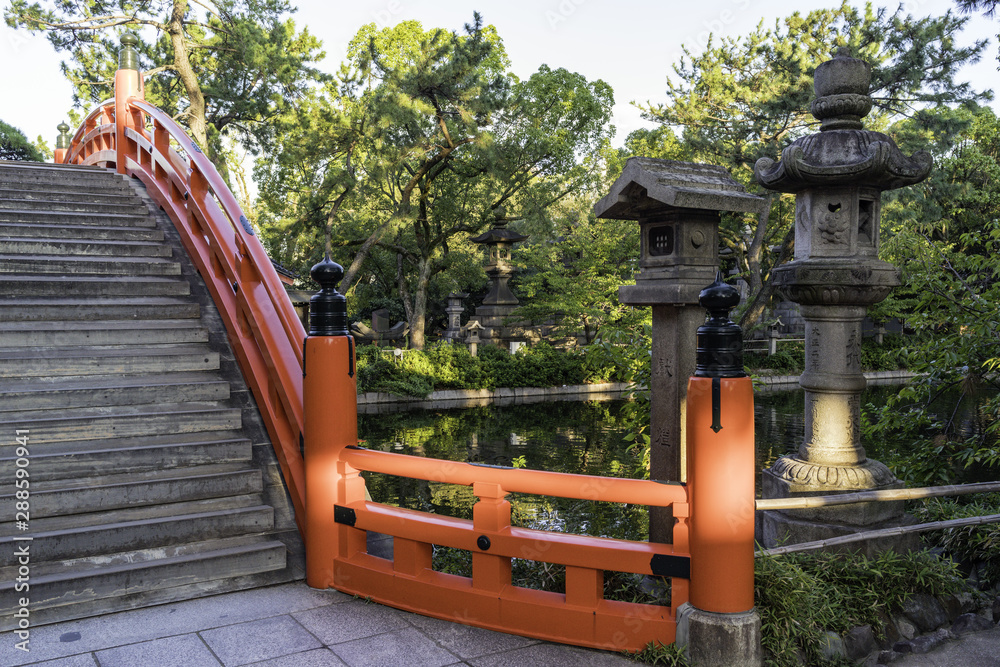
[[0, 161, 303, 629]]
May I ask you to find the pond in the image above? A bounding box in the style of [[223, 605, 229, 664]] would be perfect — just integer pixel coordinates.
[[357, 382, 993, 542]]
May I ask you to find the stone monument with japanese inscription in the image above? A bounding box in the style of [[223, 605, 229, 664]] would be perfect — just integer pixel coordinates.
[[595, 158, 762, 543]]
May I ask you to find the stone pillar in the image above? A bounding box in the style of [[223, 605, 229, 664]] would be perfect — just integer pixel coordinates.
[[594, 158, 762, 542], [754, 49, 932, 551]]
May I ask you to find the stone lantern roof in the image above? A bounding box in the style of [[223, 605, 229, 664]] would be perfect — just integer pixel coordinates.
[[754, 49, 932, 193], [468, 221, 528, 245], [594, 157, 761, 219]]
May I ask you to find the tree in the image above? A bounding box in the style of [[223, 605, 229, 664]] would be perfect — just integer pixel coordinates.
[[636, 1, 988, 330], [513, 195, 639, 345], [5, 0, 323, 161], [0, 120, 45, 161], [258, 15, 613, 349], [954, 0, 1000, 17], [867, 105, 1000, 484]]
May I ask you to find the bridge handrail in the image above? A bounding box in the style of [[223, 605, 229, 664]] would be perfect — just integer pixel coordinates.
[[344, 445, 688, 505], [62, 94, 308, 532]]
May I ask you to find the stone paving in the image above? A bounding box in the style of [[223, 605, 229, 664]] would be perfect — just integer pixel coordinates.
[[0, 582, 634, 667]]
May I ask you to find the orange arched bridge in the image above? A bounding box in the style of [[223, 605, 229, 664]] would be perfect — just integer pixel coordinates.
[[45, 50, 758, 654]]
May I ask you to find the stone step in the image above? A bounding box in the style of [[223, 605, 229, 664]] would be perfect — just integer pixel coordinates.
[[0, 297, 198, 321], [0, 222, 163, 242], [0, 254, 180, 276], [0, 535, 287, 630], [0, 197, 149, 215], [0, 319, 207, 347], [0, 177, 132, 197], [0, 209, 156, 227], [0, 344, 219, 378], [0, 505, 273, 562], [0, 274, 189, 297], [0, 187, 145, 205], [4, 491, 266, 537], [0, 371, 229, 412], [0, 162, 130, 189], [0, 432, 250, 480], [0, 466, 263, 518], [0, 403, 242, 445], [0, 237, 171, 258]]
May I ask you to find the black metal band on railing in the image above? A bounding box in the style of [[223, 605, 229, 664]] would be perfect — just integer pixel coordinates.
[[309, 256, 350, 337]]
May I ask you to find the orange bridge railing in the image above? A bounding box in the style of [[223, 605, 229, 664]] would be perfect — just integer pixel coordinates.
[[54, 38, 759, 654]]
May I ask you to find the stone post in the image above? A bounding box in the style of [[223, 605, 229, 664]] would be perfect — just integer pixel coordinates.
[[594, 158, 762, 542], [754, 49, 932, 550]]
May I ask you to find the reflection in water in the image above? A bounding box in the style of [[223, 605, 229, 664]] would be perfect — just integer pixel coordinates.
[[357, 386, 904, 540]]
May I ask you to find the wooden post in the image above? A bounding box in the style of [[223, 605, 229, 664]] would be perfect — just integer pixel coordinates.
[[304, 257, 359, 588]]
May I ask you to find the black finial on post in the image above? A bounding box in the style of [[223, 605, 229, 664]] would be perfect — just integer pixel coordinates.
[[695, 273, 745, 379], [119, 33, 140, 71], [309, 256, 350, 336]]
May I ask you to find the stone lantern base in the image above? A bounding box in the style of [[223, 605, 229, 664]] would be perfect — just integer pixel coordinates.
[[759, 458, 920, 556]]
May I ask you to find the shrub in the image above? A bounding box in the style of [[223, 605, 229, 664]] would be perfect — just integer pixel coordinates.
[[755, 549, 964, 665], [913, 494, 1000, 589], [355, 341, 613, 396]]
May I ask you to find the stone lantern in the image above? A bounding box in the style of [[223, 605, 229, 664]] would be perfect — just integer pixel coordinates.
[[444, 292, 468, 342], [594, 157, 762, 542], [754, 49, 932, 549], [470, 210, 528, 344]]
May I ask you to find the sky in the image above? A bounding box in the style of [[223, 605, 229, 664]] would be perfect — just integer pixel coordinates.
[[1, 0, 997, 152]]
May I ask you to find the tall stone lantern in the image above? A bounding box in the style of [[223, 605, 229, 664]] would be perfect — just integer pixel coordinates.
[[595, 158, 762, 542], [470, 211, 528, 343], [754, 49, 932, 548]]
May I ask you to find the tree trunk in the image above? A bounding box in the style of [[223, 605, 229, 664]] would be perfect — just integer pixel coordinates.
[[409, 256, 433, 350], [740, 225, 794, 332], [168, 0, 209, 154]]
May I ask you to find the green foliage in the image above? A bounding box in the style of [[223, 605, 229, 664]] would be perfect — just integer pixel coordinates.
[[257, 15, 614, 349], [5, 0, 324, 162], [866, 106, 1000, 486], [354, 341, 621, 397], [914, 494, 1000, 589], [756, 549, 965, 666], [0, 120, 44, 161], [637, 2, 987, 330], [626, 642, 688, 666], [744, 343, 805, 374]]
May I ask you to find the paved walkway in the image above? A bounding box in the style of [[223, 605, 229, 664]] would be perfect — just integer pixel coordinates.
[[890, 626, 1000, 666], [0, 582, 634, 667]]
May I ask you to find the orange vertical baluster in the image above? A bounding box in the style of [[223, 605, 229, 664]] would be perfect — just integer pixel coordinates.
[[472, 481, 511, 593]]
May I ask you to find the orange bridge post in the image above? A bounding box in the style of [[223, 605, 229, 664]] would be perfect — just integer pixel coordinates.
[[303, 257, 360, 589], [679, 275, 761, 666]]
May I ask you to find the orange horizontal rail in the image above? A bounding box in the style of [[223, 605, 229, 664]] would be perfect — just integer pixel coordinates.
[[345, 499, 688, 575], [343, 446, 689, 506], [62, 84, 308, 534]]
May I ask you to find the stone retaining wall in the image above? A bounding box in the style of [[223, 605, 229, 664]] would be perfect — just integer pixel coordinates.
[[357, 382, 631, 413]]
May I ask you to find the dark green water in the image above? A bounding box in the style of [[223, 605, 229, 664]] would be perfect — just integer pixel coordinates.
[[356, 384, 934, 539]]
